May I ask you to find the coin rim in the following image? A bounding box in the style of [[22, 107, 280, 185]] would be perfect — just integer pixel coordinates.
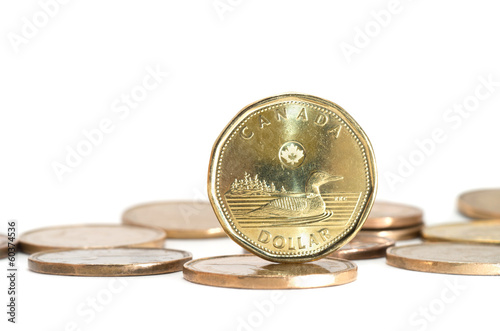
[[458, 189, 500, 219], [122, 200, 226, 239], [28, 247, 192, 276], [183, 254, 358, 289], [208, 93, 377, 263], [327, 234, 395, 260], [360, 224, 423, 241], [19, 223, 167, 254], [421, 220, 500, 244], [363, 201, 423, 229], [386, 242, 500, 275]]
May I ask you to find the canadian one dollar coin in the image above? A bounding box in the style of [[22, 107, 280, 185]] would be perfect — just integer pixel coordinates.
[[208, 93, 377, 262]]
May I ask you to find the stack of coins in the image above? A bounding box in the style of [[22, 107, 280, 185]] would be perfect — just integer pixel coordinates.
[[360, 201, 424, 240]]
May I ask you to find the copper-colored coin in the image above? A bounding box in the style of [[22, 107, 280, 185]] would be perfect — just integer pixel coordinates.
[[328, 234, 394, 259], [122, 201, 225, 239], [458, 189, 500, 219], [28, 248, 191, 276], [20, 224, 166, 254], [0, 234, 8, 259], [386, 242, 500, 275], [183, 254, 357, 289], [363, 201, 423, 229], [422, 220, 500, 244], [360, 224, 422, 241]]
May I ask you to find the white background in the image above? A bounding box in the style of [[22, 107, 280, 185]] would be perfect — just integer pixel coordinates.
[[1, 1, 500, 330]]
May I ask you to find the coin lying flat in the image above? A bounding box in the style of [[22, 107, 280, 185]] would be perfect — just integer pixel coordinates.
[[422, 220, 500, 244], [363, 201, 423, 229], [386, 243, 500, 275], [328, 234, 394, 260], [122, 201, 225, 239], [0, 234, 8, 259], [208, 93, 377, 262], [360, 224, 422, 241], [458, 189, 500, 219], [183, 254, 357, 289], [28, 248, 192, 276], [20, 224, 166, 254]]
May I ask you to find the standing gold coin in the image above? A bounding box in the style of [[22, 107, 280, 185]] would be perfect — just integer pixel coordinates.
[[458, 189, 500, 219], [363, 201, 423, 229], [386, 242, 500, 275], [422, 220, 500, 244], [28, 248, 192, 276], [19, 224, 166, 254], [208, 93, 377, 262], [360, 224, 422, 241], [0, 234, 8, 259], [183, 254, 357, 289], [122, 201, 225, 239], [328, 234, 394, 260]]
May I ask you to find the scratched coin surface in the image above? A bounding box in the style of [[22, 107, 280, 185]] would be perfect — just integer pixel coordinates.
[[122, 201, 225, 239], [208, 93, 377, 262], [328, 233, 394, 260], [360, 224, 422, 241], [363, 201, 423, 229], [183, 254, 357, 289], [20, 224, 166, 254], [422, 220, 500, 244], [0, 234, 8, 259], [458, 189, 500, 219], [28, 248, 192, 276], [386, 243, 500, 275]]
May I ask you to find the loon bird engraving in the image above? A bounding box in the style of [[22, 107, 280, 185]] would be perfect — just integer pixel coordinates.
[[247, 171, 343, 218]]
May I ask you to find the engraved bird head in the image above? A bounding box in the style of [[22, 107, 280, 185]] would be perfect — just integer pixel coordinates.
[[306, 171, 343, 192]]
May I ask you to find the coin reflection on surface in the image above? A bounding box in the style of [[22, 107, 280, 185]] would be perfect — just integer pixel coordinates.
[[183, 254, 357, 289]]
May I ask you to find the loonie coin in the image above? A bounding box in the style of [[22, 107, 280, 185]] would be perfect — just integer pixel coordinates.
[[183, 254, 357, 289], [0, 234, 8, 259], [386, 242, 500, 275], [20, 224, 166, 254], [458, 189, 500, 219], [363, 201, 423, 229], [422, 220, 500, 244], [28, 248, 192, 276], [360, 224, 422, 241], [327, 233, 394, 260], [122, 201, 225, 239], [208, 93, 377, 262]]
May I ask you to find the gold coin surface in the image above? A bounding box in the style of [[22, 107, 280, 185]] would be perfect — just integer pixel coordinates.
[[422, 220, 500, 244], [20, 224, 166, 254], [458, 189, 500, 219], [360, 224, 422, 241], [328, 233, 394, 260], [363, 201, 423, 229], [386, 243, 500, 275], [183, 254, 357, 289], [208, 93, 377, 262], [122, 201, 225, 239], [28, 248, 192, 276], [0, 234, 8, 259]]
